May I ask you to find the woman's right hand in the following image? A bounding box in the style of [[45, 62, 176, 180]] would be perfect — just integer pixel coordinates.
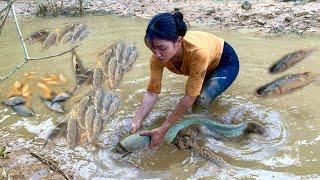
[[131, 119, 142, 134]]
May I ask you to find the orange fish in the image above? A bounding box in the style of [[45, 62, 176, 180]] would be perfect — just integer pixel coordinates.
[[37, 82, 54, 99]]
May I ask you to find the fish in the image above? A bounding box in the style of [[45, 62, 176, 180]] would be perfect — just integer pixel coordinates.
[[116, 115, 265, 153], [25, 30, 50, 44], [115, 41, 125, 61], [102, 91, 114, 118], [42, 28, 59, 50], [43, 118, 68, 147], [3, 96, 25, 106], [256, 72, 320, 97], [60, 30, 74, 44], [72, 50, 89, 84], [174, 135, 225, 167], [108, 96, 120, 117], [114, 64, 123, 89], [52, 92, 70, 102], [7, 81, 23, 98], [269, 48, 317, 74], [37, 82, 53, 99], [12, 105, 34, 117], [108, 57, 117, 90], [57, 23, 77, 43], [100, 49, 112, 78], [85, 106, 96, 140], [24, 71, 37, 78], [43, 100, 65, 113], [76, 96, 90, 130], [126, 46, 138, 71], [93, 88, 105, 113], [71, 24, 89, 43], [92, 67, 103, 90], [91, 114, 103, 143], [67, 118, 78, 148]]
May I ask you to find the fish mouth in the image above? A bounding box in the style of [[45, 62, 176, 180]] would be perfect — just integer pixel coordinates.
[[115, 142, 129, 154]]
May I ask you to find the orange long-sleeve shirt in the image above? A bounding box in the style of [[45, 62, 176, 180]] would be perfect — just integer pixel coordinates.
[[147, 31, 224, 96]]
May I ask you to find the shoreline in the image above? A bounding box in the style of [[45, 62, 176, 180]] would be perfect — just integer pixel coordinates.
[[1, 0, 320, 35]]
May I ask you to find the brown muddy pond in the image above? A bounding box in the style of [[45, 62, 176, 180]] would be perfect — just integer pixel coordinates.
[[0, 15, 320, 179]]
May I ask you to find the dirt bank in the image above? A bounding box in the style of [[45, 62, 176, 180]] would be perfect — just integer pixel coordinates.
[[1, 0, 320, 34]]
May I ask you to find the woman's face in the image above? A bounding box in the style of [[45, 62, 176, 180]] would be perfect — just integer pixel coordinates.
[[150, 37, 181, 62]]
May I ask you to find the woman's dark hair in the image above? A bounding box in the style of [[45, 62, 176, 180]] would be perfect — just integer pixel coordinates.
[[144, 11, 188, 49]]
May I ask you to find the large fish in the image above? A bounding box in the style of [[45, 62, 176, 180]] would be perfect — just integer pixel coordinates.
[[3, 96, 25, 106], [57, 23, 77, 43], [269, 48, 317, 74], [12, 105, 34, 117], [67, 118, 78, 148], [116, 115, 265, 153], [256, 72, 319, 96], [43, 100, 65, 113], [76, 96, 90, 130], [42, 28, 59, 50], [71, 50, 93, 85], [43, 118, 68, 147], [25, 30, 50, 44]]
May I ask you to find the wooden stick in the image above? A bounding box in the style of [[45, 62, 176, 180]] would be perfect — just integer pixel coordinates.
[[29, 152, 72, 180], [29, 45, 79, 61]]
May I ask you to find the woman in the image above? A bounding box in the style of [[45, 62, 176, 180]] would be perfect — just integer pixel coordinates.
[[131, 12, 239, 148]]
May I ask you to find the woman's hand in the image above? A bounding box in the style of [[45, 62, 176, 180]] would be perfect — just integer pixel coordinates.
[[131, 119, 142, 134], [140, 126, 168, 148]]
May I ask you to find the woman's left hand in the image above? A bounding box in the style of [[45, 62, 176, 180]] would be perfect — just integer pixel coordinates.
[[140, 126, 168, 148]]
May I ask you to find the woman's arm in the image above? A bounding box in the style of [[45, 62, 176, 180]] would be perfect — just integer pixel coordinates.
[[140, 94, 197, 148], [131, 90, 158, 133]]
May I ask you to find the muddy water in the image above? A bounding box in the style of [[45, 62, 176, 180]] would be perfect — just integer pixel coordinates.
[[0, 15, 320, 179]]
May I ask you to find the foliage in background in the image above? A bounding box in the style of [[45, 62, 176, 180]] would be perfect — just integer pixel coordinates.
[[35, 0, 84, 17]]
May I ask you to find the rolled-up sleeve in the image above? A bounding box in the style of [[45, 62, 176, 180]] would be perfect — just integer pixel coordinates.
[[147, 55, 164, 94], [185, 49, 210, 96]]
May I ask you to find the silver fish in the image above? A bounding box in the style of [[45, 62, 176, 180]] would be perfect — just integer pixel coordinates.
[[44, 118, 68, 147], [57, 23, 77, 42], [100, 49, 112, 78], [60, 30, 74, 44], [71, 24, 89, 43], [25, 30, 50, 44], [269, 48, 317, 74], [3, 96, 25, 106], [43, 100, 65, 113], [42, 29, 58, 50], [125, 45, 138, 71], [91, 114, 103, 143], [76, 96, 90, 130], [92, 67, 103, 90], [108, 57, 117, 89], [115, 41, 125, 62], [114, 64, 123, 89], [102, 92, 114, 118], [67, 118, 78, 148], [12, 105, 34, 117], [256, 72, 319, 96], [85, 106, 96, 139], [93, 88, 105, 113], [52, 92, 70, 102], [108, 96, 120, 117]]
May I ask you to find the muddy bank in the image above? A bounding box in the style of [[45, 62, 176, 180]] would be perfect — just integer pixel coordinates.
[[1, 0, 320, 34], [0, 132, 68, 179]]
